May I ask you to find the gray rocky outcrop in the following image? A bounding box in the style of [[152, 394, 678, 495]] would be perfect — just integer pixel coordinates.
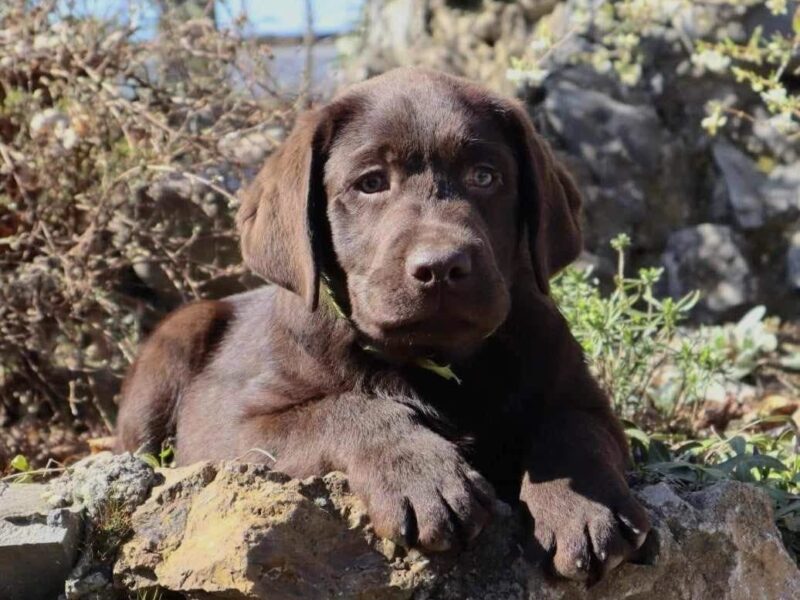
[[113, 462, 800, 600], [662, 224, 756, 319], [0, 483, 83, 600], [3, 453, 797, 599]]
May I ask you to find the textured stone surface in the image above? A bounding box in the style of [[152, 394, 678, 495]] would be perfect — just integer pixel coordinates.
[[46, 451, 156, 518], [113, 462, 800, 600], [543, 76, 691, 254], [662, 224, 756, 319], [713, 141, 800, 230], [0, 483, 82, 600], [788, 230, 800, 291], [45, 452, 158, 599], [4, 458, 797, 599], [114, 464, 438, 599]]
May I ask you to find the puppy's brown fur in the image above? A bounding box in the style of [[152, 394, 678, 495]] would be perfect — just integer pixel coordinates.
[[116, 68, 649, 582]]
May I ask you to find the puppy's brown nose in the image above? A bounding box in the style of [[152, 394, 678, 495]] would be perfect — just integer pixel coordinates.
[[407, 247, 472, 287]]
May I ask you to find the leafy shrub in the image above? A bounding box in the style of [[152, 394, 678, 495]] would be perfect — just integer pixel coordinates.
[[551, 234, 782, 424], [552, 234, 724, 422], [0, 2, 292, 454], [694, 2, 800, 138], [691, 305, 779, 382], [552, 234, 799, 558]]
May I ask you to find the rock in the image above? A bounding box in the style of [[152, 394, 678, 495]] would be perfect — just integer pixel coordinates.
[[6, 459, 795, 599], [662, 224, 756, 318], [112, 462, 800, 599], [359, 0, 429, 68], [64, 551, 119, 600], [46, 452, 156, 518], [114, 464, 443, 598], [713, 141, 800, 229], [713, 140, 769, 229], [543, 77, 691, 252], [114, 461, 525, 598], [788, 230, 800, 291], [623, 481, 800, 600], [0, 483, 83, 600], [545, 78, 664, 177], [43, 453, 157, 599]]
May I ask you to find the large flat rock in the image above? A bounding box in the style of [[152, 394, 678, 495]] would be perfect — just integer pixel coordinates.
[[0, 483, 82, 600], [114, 462, 800, 600]]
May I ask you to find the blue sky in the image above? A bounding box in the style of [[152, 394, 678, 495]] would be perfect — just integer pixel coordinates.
[[221, 0, 364, 35], [61, 0, 364, 36]]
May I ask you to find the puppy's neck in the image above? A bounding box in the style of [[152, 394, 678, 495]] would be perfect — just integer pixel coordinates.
[[312, 277, 463, 383]]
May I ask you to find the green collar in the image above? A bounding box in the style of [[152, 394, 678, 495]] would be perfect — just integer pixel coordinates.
[[319, 279, 462, 385]]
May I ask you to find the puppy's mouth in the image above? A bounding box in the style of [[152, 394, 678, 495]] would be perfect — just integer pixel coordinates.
[[347, 270, 512, 361], [381, 314, 477, 338], [354, 306, 504, 361]]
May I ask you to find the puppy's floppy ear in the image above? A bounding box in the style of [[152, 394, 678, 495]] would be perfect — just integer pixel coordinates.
[[499, 99, 583, 294], [236, 109, 330, 311]]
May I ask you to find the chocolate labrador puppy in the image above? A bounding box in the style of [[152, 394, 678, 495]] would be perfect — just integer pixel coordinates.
[[116, 67, 650, 581]]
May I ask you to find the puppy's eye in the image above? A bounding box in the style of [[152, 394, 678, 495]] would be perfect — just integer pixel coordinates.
[[467, 166, 497, 188], [356, 171, 389, 194]]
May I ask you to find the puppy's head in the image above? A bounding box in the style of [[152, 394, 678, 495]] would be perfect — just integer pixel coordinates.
[[237, 68, 581, 360]]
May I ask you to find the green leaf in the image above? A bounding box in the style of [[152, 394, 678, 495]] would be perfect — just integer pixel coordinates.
[[648, 439, 672, 463], [716, 454, 788, 478], [740, 454, 789, 473], [762, 486, 797, 503], [159, 446, 174, 465], [625, 427, 651, 447], [10, 454, 30, 472], [729, 436, 747, 456], [645, 461, 726, 481], [735, 305, 766, 334], [673, 440, 704, 456], [415, 358, 462, 384]]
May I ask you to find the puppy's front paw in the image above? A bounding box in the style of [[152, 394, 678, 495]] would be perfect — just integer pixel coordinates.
[[351, 438, 496, 552], [521, 475, 650, 582]]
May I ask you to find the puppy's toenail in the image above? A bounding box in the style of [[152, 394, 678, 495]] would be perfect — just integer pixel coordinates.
[[619, 514, 642, 535]]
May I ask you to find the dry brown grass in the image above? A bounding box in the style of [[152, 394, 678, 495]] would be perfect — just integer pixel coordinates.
[[0, 1, 295, 465]]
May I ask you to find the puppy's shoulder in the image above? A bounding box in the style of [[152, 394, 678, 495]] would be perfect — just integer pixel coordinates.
[[147, 297, 232, 357]]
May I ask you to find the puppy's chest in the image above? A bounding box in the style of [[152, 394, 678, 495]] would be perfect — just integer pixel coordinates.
[[403, 350, 530, 440], [403, 364, 531, 502]]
